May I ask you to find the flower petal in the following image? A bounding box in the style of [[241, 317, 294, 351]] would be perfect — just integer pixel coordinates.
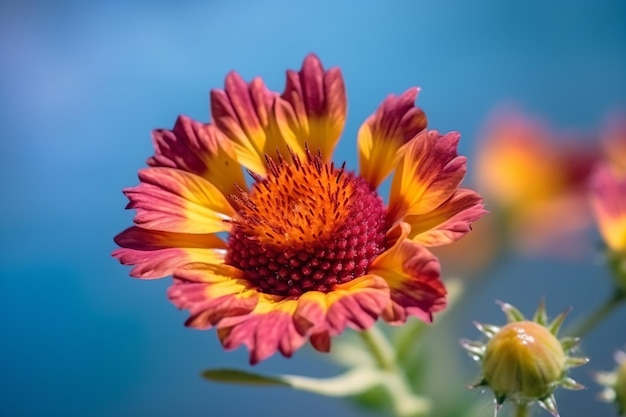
[[387, 130, 466, 224], [204, 275, 390, 364], [175, 262, 250, 284], [430, 216, 499, 275], [357, 88, 427, 188], [406, 189, 487, 246], [210, 72, 287, 176], [217, 297, 309, 365], [124, 167, 235, 234], [147, 115, 247, 196], [112, 226, 226, 279], [294, 276, 390, 337], [309, 331, 331, 353], [590, 165, 626, 252], [369, 223, 446, 324], [168, 264, 259, 330], [602, 115, 626, 174], [277, 54, 347, 162]]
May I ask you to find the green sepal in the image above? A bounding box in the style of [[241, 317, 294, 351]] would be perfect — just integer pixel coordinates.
[[533, 298, 548, 326], [474, 321, 500, 338], [558, 336, 580, 351], [498, 301, 526, 322], [495, 392, 507, 405], [547, 308, 571, 336], [539, 394, 559, 417], [460, 339, 485, 361], [564, 356, 590, 369], [560, 376, 585, 390]]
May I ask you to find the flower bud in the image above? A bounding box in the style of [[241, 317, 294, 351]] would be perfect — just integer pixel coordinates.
[[462, 301, 588, 416], [483, 321, 565, 401]]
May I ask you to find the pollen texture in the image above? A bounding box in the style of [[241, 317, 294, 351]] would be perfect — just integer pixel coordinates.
[[226, 151, 387, 296]]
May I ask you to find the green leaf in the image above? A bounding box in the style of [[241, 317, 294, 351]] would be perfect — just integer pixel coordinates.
[[202, 367, 382, 397], [350, 385, 390, 412], [202, 369, 290, 387]]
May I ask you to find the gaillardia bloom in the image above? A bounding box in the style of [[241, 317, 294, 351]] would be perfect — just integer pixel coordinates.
[[113, 54, 485, 364]]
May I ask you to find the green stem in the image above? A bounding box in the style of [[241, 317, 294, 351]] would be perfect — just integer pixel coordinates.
[[359, 326, 396, 371], [565, 291, 626, 338], [514, 403, 530, 417], [358, 326, 431, 417], [393, 320, 427, 363]]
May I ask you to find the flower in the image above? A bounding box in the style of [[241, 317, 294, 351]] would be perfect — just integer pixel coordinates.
[[590, 164, 626, 292], [590, 165, 626, 255], [601, 114, 626, 174], [596, 349, 626, 416], [113, 54, 485, 364], [474, 109, 599, 256], [461, 301, 588, 416]]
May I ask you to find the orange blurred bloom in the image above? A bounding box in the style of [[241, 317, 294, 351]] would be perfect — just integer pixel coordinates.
[[475, 109, 599, 256], [601, 114, 626, 174], [590, 165, 626, 254]]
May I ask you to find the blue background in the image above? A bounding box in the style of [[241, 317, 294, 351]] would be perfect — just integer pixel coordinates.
[[1, 0, 625, 416]]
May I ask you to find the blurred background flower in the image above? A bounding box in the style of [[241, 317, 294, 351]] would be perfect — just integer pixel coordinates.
[[602, 114, 626, 174], [597, 349, 626, 416], [474, 108, 599, 256], [1, 1, 625, 416], [432, 108, 605, 275]]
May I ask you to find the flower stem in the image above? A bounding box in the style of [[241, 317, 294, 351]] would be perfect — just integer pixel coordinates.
[[359, 325, 396, 371], [514, 403, 530, 417], [358, 326, 431, 416], [565, 291, 626, 338]]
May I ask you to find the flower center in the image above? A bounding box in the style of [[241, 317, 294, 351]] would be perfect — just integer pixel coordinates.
[[226, 151, 387, 297]]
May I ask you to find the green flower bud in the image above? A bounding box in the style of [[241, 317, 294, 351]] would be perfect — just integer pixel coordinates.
[[462, 301, 588, 416], [483, 321, 565, 402]]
